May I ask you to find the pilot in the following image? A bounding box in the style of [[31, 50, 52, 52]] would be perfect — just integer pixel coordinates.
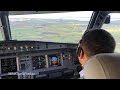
[[76, 29, 116, 79]]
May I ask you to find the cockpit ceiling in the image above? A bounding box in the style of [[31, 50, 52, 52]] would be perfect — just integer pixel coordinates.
[[8, 11, 75, 15]]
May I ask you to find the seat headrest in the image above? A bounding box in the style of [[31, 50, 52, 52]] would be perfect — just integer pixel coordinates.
[[84, 53, 120, 79]]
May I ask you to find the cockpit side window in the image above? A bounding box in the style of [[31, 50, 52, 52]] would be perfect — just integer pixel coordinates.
[[102, 13, 120, 53], [0, 18, 4, 41], [0, 30, 3, 41]]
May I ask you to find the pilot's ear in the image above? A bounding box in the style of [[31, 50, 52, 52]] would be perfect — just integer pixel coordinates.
[[80, 49, 84, 59]]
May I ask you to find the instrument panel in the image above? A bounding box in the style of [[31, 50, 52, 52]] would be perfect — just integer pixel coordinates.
[[32, 55, 46, 70], [0, 41, 77, 54], [1, 57, 17, 74], [0, 41, 81, 79]]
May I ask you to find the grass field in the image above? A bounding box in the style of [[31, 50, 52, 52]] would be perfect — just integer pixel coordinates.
[[10, 22, 85, 43]]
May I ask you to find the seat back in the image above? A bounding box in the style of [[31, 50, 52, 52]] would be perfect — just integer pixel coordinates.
[[84, 53, 120, 79]]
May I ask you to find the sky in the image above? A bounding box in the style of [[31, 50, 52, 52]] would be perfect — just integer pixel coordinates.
[[9, 11, 120, 21], [9, 11, 93, 21]]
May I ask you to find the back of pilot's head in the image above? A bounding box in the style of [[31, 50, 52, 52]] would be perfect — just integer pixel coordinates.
[[81, 29, 116, 57]]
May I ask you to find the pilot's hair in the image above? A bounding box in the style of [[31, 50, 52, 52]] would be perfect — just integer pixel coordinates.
[[81, 29, 116, 57]]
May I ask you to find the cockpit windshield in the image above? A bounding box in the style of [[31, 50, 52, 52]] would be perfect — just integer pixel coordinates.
[[8, 11, 93, 43]]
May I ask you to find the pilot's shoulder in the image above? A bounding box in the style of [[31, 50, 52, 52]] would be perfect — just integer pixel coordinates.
[[79, 69, 84, 79]]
